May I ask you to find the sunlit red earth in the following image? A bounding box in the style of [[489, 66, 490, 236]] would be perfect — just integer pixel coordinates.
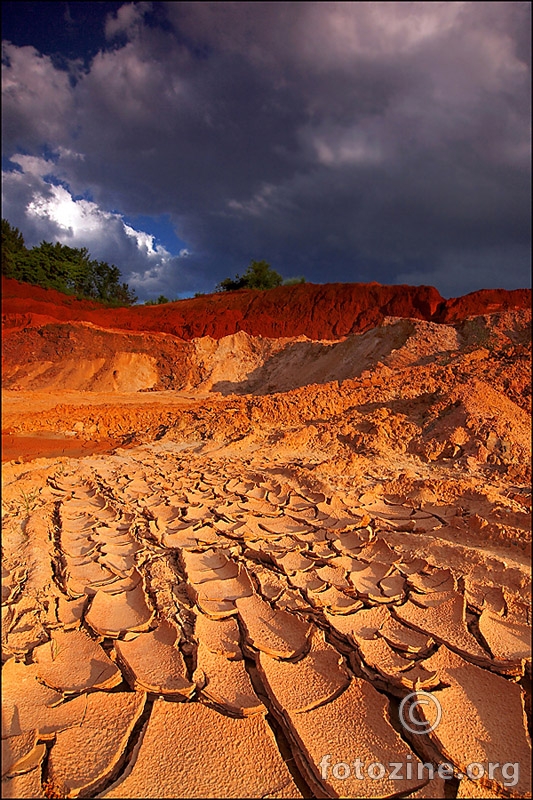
[[1, 276, 531, 798]]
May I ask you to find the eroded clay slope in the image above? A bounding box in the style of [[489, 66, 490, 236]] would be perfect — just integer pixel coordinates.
[[2, 276, 530, 339], [2, 308, 531, 396], [2, 322, 197, 392]]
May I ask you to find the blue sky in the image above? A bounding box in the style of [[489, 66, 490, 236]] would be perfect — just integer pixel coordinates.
[[2, 1, 531, 301]]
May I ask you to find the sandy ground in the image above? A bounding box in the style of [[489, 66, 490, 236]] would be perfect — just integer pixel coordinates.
[[1, 390, 207, 462], [1, 306, 531, 799]]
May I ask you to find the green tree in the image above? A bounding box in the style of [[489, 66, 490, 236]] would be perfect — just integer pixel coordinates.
[[1, 219, 28, 277], [108, 280, 138, 307], [24, 241, 91, 295], [1, 218, 137, 306], [216, 259, 283, 292], [243, 260, 283, 289]]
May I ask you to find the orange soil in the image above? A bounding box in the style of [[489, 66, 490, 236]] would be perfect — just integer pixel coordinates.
[[1, 278, 531, 799]]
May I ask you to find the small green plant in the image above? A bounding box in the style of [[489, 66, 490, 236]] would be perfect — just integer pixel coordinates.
[[19, 488, 39, 514], [50, 637, 68, 660]]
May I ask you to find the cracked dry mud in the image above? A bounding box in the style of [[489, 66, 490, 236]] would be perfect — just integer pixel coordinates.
[[1, 288, 532, 799]]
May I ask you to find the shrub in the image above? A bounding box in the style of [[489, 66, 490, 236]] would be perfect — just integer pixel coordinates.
[[216, 260, 283, 292]]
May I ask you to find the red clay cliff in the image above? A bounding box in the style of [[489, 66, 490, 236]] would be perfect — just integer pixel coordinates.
[[2, 276, 530, 340]]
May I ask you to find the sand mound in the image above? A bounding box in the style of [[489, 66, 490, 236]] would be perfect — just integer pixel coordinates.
[[3, 310, 531, 398]]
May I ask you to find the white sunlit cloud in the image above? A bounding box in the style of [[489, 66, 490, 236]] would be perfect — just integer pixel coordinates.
[[27, 184, 117, 236], [8, 153, 58, 178], [123, 224, 171, 260], [2, 153, 192, 300]]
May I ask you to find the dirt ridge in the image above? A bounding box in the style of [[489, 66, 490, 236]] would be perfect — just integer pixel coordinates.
[[2, 277, 530, 340]]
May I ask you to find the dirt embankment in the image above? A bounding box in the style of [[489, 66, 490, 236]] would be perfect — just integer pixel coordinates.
[[2, 276, 531, 396], [1, 322, 197, 392], [2, 304, 531, 395], [4, 320, 531, 488], [1, 277, 530, 484], [2, 276, 530, 340]]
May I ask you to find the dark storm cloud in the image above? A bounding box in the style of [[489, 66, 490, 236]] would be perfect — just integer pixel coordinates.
[[2, 1, 531, 298]]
